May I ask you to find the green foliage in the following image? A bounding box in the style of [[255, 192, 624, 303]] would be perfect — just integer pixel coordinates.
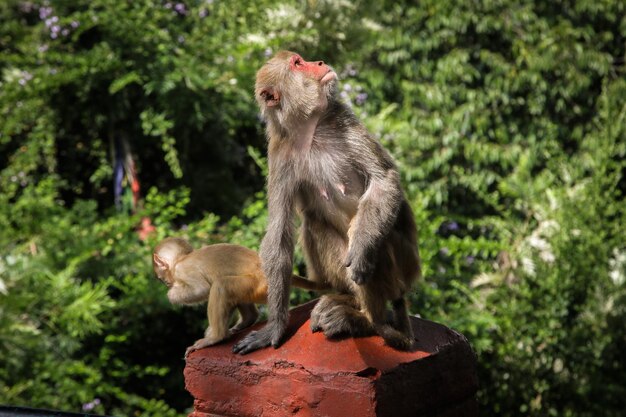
[[1, 0, 625, 416]]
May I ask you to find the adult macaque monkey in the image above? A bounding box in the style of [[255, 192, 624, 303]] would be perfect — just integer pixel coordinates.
[[152, 237, 327, 357], [233, 51, 420, 354]]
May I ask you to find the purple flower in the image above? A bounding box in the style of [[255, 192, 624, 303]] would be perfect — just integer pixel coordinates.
[[199, 8, 208, 18], [446, 221, 459, 231], [50, 25, 60, 34], [164, 2, 172, 9], [45, 16, 58, 27], [82, 398, 101, 412], [61, 28, 69, 37], [70, 20, 80, 28], [355, 92, 368, 105], [38, 44, 49, 53], [264, 47, 273, 58], [343, 83, 352, 92], [39, 6, 53, 20], [174, 2, 187, 14], [177, 35, 185, 43], [465, 255, 476, 265]]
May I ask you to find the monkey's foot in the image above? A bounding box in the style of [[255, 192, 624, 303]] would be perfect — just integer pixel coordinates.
[[232, 323, 285, 355], [312, 305, 375, 339], [310, 294, 360, 333], [185, 336, 222, 358], [375, 324, 414, 351]]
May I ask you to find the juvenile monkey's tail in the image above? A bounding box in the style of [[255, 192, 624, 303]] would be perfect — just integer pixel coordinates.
[[290, 274, 330, 292]]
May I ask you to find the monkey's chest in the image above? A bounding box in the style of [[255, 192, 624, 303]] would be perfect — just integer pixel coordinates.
[[295, 158, 362, 224]]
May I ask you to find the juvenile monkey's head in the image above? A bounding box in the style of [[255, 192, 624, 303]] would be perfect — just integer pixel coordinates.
[[152, 237, 193, 287], [255, 51, 337, 127]]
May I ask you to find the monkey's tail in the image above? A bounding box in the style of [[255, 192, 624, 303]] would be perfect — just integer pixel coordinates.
[[290, 274, 330, 292]]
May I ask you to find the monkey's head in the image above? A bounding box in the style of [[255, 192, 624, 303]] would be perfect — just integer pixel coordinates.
[[255, 51, 337, 127], [152, 237, 193, 287]]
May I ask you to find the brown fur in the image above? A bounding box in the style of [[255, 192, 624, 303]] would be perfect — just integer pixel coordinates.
[[232, 52, 421, 354], [152, 237, 327, 357]]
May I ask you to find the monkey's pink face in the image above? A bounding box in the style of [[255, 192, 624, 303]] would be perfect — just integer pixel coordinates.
[[289, 54, 336, 85], [256, 51, 337, 114]]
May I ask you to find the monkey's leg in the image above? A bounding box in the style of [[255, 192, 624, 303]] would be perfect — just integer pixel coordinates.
[[390, 297, 414, 339], [360, 287, 414, 350], [373, 323, 414, 350], [312, 294, 413, 350], [231, 303, 259, 332], [232, 187, 296, 355], [185, 284, 232, 357]]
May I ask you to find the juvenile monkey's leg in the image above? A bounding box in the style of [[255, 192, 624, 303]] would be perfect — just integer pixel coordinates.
[[185, 283, 232, 357], [231, 303, 259, 332]]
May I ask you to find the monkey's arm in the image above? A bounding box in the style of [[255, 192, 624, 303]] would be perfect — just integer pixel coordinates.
[[233, 168, 296, 354], [167, 260, 213, 305], [345, 148, 403, 285]]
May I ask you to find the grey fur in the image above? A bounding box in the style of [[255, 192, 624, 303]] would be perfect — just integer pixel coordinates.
[[233, 52, 420, 354]]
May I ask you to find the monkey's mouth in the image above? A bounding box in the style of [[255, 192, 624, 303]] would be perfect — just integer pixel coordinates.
[[321, 71, 337, 85]]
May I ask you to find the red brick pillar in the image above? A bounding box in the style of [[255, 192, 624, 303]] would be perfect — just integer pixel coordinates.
[[184, 300, 478, 417]]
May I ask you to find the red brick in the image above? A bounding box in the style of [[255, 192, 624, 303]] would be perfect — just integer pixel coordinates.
[[185, 300, 478, 417]]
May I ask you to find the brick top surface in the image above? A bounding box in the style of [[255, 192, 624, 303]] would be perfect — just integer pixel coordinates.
[[187, 299, 462, 374]]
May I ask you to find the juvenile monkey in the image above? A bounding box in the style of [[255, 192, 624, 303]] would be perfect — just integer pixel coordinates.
[[232, 51, 420, 354], [152, 237, 327, 356]]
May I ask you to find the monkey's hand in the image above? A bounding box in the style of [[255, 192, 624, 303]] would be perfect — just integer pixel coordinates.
[[343, 249, 376, 285], [232, 323, 285, 355]]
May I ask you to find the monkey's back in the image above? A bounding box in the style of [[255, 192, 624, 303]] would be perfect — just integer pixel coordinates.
[[193, 244, 263, 277], [185, 244, 268, 303]]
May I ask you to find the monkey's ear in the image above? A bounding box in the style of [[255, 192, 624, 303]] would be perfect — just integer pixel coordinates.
[[153, 254, 169, 271], [259, 87, 280, 107]]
